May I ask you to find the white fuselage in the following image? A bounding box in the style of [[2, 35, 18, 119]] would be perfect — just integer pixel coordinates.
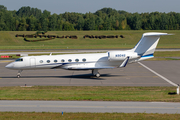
[[6, 51, 145, 70]]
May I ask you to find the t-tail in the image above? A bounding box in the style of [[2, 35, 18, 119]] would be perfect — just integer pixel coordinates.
[[108, 32, 172, 67], [132, 32, 172, 61]]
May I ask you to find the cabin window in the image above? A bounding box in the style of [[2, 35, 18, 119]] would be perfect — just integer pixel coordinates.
[[39, 60, 43, 63], [75, 59, 79, 62], [68, 59, 72, 62], [61, 59, 65, 62], [82, 58, 86, 62], [15, 58, 23, 62], [47, 60, 50, 63], [54, 60, 58, 63]]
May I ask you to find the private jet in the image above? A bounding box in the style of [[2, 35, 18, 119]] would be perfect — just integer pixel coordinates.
[[6, 32, 171, 78]]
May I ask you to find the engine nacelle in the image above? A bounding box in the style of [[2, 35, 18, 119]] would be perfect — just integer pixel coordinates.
[[108, 51, 139, 61]]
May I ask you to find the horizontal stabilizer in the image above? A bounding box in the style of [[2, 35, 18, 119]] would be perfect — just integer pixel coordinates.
[[142, 32, 173, 37], [119, 56, 129, 68]]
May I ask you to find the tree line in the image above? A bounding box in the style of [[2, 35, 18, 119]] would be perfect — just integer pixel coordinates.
[[1, 5, 180, 31]]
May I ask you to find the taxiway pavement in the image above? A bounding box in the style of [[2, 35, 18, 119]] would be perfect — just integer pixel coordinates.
[[0, 60, 180, 87], [0, 100, 180, 113], [1, 60, 180, 114]]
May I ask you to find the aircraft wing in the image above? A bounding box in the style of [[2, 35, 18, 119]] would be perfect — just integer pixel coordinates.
[[66, 66, 115, 70], [51, 63, 115, 70]]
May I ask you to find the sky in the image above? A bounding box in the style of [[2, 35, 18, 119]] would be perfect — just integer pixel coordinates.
[[1, 0, 180, 14]]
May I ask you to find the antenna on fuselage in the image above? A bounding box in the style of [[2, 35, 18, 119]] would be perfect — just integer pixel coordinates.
[[50, 53, 52, 56]]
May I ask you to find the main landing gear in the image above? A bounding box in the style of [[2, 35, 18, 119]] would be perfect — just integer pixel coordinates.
[[17, 70, 23, 78], [92, 69, 100, 78]]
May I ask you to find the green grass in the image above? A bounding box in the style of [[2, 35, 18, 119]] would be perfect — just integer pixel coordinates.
[[147, 51, 180, 60], [0, 30, 179, 50], [0, 112, 180, 120], [154, 51, 180, 57], [0, 86, 179, 102], [1, 86, 180, 119]]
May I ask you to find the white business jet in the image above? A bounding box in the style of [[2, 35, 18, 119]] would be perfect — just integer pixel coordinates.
[[6, 32, 171, 78]]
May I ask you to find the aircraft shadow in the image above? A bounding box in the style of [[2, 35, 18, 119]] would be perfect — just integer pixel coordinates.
[[2, 74, 124, 80], [60, 74, 123, 80]]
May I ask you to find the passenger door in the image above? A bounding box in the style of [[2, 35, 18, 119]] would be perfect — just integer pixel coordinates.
[[30, 58, 36, 68]]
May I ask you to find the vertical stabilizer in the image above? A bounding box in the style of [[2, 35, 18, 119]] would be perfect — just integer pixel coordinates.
[[133, 32, 170, 56]]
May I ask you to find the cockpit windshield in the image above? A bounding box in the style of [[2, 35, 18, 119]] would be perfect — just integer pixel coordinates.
[[15, 58, 23, 62]]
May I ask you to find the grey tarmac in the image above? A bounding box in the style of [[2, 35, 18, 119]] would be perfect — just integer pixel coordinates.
[[0, 60, 180, 86], [0, 100, 180, 113], [1, 60, 180, 114]]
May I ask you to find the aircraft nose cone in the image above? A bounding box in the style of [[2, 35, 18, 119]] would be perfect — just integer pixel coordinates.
[[5, 63, 14, 69]]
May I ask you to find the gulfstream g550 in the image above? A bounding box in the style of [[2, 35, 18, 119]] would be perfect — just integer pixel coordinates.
[[6, 32, 171, 78]]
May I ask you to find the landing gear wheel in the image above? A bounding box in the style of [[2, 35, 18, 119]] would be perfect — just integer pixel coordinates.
[[96, 73, 100, 78], [17, 75, 20, 78], [17, 70, 22, 78], [92, 69, 101, 78]]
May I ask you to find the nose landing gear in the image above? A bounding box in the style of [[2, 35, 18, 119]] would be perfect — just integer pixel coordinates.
[[17, 70, 23, 78]]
